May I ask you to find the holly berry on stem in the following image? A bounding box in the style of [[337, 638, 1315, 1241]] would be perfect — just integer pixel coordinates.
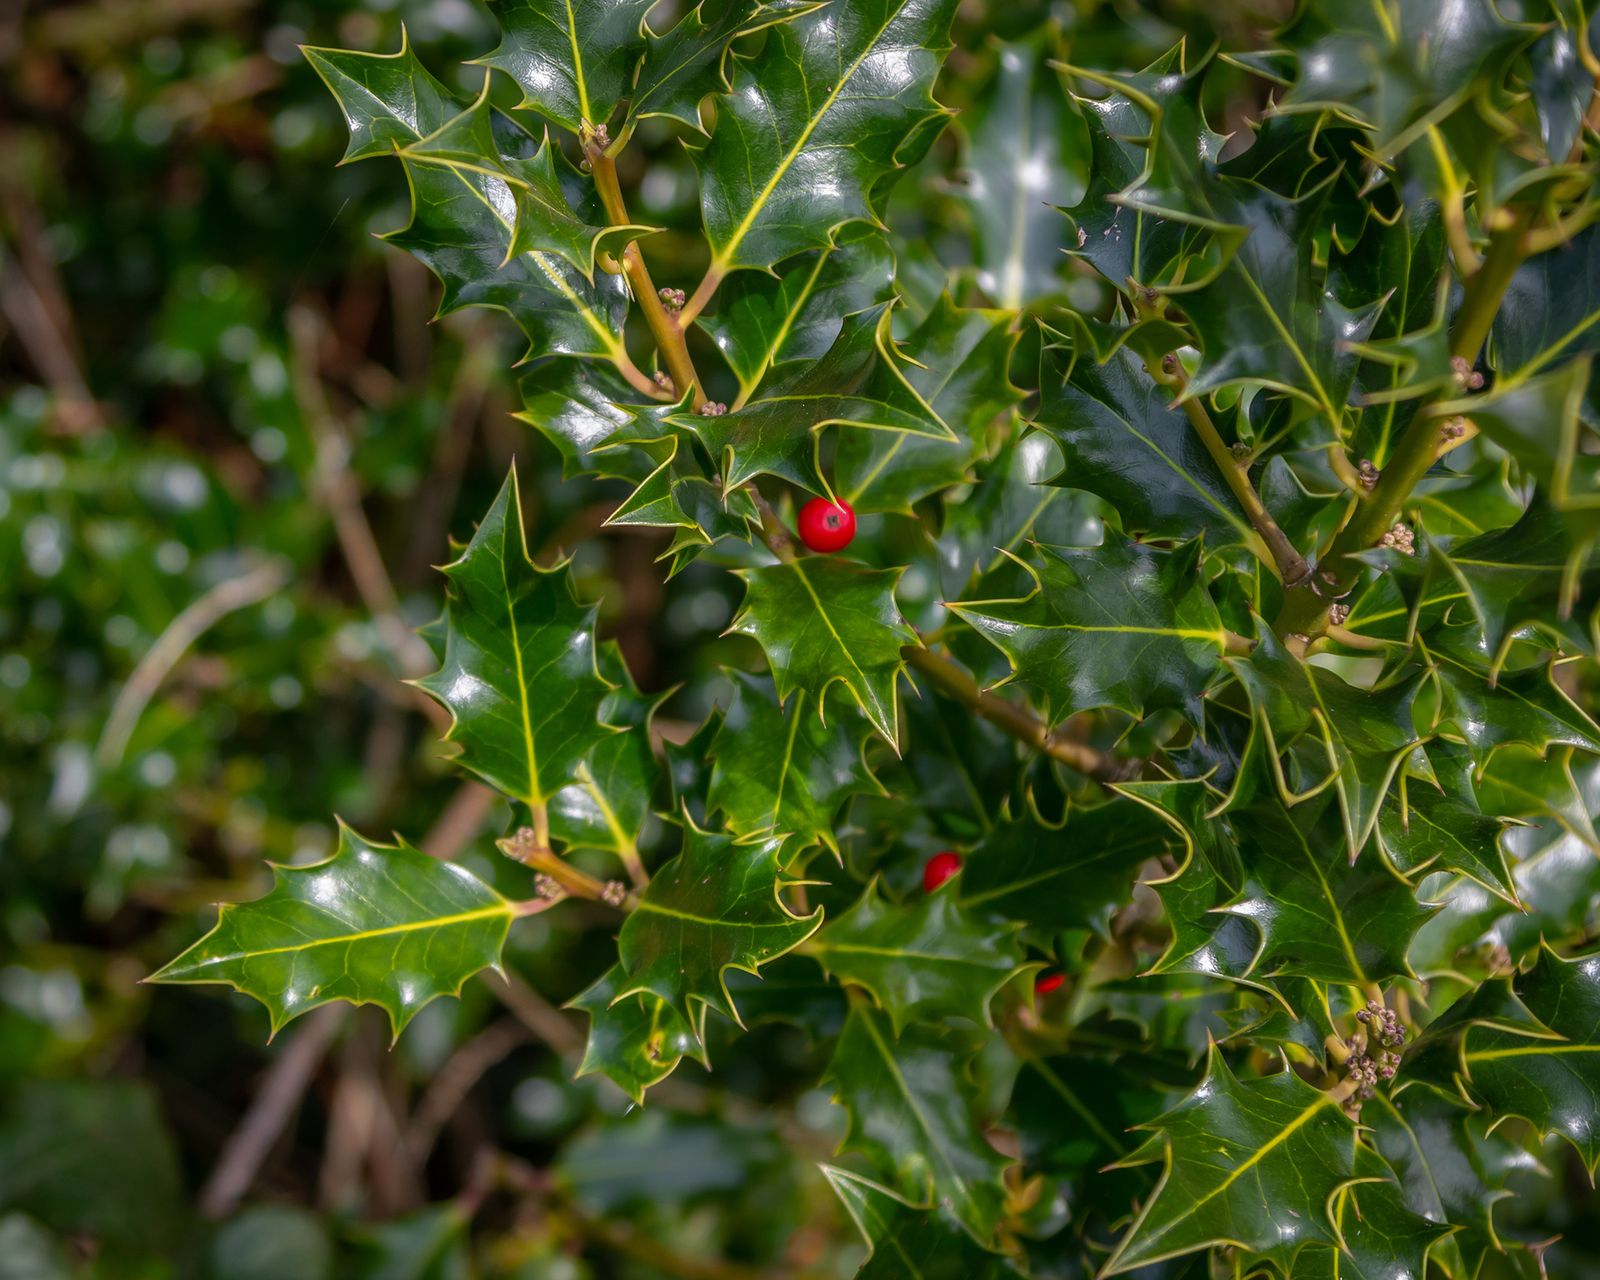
[[922, 850, 962, 893], [1034, 970, 1064, 996], [797, 497, 856, 553]]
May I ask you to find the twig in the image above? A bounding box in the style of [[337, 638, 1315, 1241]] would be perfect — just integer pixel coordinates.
[[748, 485, 797, 562], [287, 304, 440, 685], [0, 241, 102, 433], [484, 969, 584, 1056], [98, 558, 290, 766], [403, 1017, 530, 1168], [198, 1003, 345, 1219], [1151, 354, 1309, 585], [582, 134, 706, 409], [419, 780, 501, 859], [903, 646, 1141, 783]]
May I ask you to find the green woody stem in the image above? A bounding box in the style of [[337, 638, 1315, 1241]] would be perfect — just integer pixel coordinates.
[[1272, 207, 1534, 646]]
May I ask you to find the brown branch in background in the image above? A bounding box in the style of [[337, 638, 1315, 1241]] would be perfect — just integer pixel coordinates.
[[0, 218, 103, 432], [403, 1017, 529, 1170], [287, 305, 446, 714], [97, 558, 291, 767], [903, 645, 1142, 783], [485, 970, 584, 1056], [198, 1003, 345, 1220]]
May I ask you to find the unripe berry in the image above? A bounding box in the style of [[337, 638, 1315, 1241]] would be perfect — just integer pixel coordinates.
[[1034, 970, 1064, 996], [922, 850, 962, 893], [797, 497, 856, 553]]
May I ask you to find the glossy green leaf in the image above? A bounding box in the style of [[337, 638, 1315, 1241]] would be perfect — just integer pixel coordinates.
[[836, 298, 1022, 515], [475, 0, 653, 132], [958, 801, 1171, 937], [695, 0, 958, 272], [730, 556, 916, 746], [416, 469, 617, 809], [701, 224, 897, 401], [952, 38, 1083, 308], [823, 1166, 1020, 1278], [148, 825, 515, 1035], [1103, 1050, 1362, 1274], [1230, 626, 1423, 858], [707, 671, 882, 858], [682, 304, 952, 496], [1031, 341, 1253, 546], [827, 1007, 1011, 1243], [569, 962, 704, 1103], [616, 823, 821, 1022], [627, 0, 825, 132], [951, 537, 1231, 726], [810, 880, 1025, 1031], [302, 35, 460, 162]]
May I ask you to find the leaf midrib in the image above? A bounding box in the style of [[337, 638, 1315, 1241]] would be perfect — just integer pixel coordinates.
[[711, 0, 914, 270]]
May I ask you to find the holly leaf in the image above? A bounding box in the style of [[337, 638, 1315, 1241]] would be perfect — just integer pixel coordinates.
[[1422, 644, 1600, 768], [475, 0, 653, 133], [823, 1167, 1020, 1279], [1430, 495, 1600, 673], [399, 86, 642, 279], [958, 802, 1172, 937], [626, 0, 825, 133], [306, 38, 630, 364], [1102, 1050, 1362, 1275], [1367, 1086, 1537, 1279], [1058, 46, 1192, 291], [826, 1007, 1011, 1243], [810, 881, 1025, 1031], [1220, 790, 1432, 986], [707, 671, 882, 858], [682, 305, 952, 496], [1031, 341, 1254, 547], [148, 825, 515, 1037], [1174, 179, 1383, 425], [1118, 778, 1262, 987], [1297, 1149, 1452, 1280], [950, 538, 1232, 726], [1229, 626, 1423, 859], [1377, 786, 1516, 903], [730, 557, 916, 746], [695, 0, 959, 273], [1494, 225, 1600, 390], [701, 224, 897, 401], [549, 643, 659, 870], [516, 362, 658, 480], [416, 469, 618, 810], [951, 37, 1084, 308], [836, 298, 1022, 515], [569, 963, 704, 1103], [1455, 945, 1600, 1175], [616, 823, 821, 1023], [387, 154, 631, 363], [302, 34, 460, 163]]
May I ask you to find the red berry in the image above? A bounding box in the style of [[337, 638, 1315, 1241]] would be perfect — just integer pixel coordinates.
[[1034, 970, 1065, 996], [922, 850, 962, 893], [797, 497, 856, 553]]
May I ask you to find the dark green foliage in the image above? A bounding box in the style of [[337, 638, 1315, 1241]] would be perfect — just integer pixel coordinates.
[[8, 0, 1600, 1276]]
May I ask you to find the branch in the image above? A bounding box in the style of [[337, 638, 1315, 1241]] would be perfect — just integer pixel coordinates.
[[1272, 206, 1536, 646], [199, 1003, 345, 1219], [903, 645, 1142, 783], [287, 305, 442, 689], [583, 135, 706, 409], [1152, 354, 1310, 585], [98, 558, 290, 767]]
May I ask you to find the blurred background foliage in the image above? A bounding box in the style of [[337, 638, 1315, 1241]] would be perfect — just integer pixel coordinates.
[[3, 0, 1598, 1276]]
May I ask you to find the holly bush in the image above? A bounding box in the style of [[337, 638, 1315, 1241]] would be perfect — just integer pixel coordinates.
[[110, 0, 1600, 1274]]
